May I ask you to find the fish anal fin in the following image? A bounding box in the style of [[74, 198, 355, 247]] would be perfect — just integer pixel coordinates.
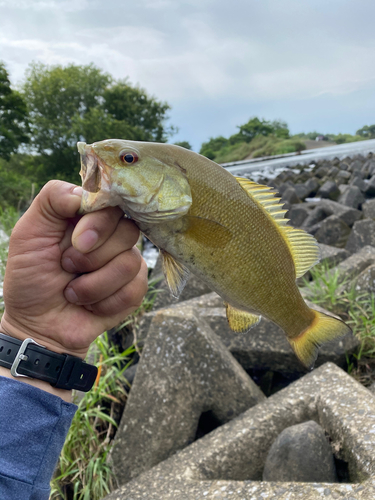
[[184, 215, 232, 248], [225, 303, 261, 333], [288, 310, 352, 370], [161, 250, 190, 298], [235, 177, 320, 278]]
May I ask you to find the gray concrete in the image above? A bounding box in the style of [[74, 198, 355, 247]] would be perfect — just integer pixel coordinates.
[[105, 363, 375, 499], [112, 307, 265, 485], [224, 139, 375, 177], [139, 292, 358, 376]]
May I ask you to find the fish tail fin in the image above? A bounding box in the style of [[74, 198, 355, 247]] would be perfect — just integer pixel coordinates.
[[288, 310, 352, 370]]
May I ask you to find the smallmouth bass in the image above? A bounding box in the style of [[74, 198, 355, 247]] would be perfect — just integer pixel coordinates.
[[77, 139, 351, 369]]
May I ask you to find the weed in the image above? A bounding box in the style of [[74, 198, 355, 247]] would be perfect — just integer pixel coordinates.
[[50, 332, 136, 500]]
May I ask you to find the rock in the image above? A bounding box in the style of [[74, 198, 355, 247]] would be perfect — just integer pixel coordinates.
[[302, 206, 327, 229], [105, 364, 375, 499], [314, 215, 351, 248], [365, 175, 375, 196], [304, 177, 320, 197], [336, 170, 351, 184], [277, 181, 294, 196], [348, 159, 364, 171], [293, 183, 309, 201], [338, 185, 365, 209], [262, 420, 337, 482], [287, 204, 310, 227], [143, 293, 358, 375], [336, 245, 375, 282], [328, 166, 339, 177], [339, 161, 349, 170], [112, 307, 265, 484], [319, 199, 362, 227], [363, 199, 375, 219], [318, 244, 350, 267], [368, 160, 375, 176], [317, 180, 340, 201], [281, 187, 300, 204], [303, 199, 361, 229], [150, 254, 212, 310], [350, 175, 366, 192], [315, 165, 329, 178], [353, 264, 375, 294], [346, 220, 375, 253]]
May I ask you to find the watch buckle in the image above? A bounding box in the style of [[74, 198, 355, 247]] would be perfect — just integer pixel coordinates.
[[10, 338, 46, 378]]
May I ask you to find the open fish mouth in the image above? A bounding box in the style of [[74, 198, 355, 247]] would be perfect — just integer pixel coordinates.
[[77, 141, 115, 214], [78, 141, 103, 193]]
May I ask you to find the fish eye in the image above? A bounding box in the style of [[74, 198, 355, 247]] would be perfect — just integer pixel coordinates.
[[119, 151, 139, 165]]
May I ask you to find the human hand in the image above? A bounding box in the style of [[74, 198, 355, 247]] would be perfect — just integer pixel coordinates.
[[0, 180, 148, 365]]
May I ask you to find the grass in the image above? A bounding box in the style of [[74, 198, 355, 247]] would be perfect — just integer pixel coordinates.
[[302, 261, 375, 383], [50, 332, 136, 500]]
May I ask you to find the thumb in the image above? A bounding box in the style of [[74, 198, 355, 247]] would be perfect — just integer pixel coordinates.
[[10, 180, 83, 250]]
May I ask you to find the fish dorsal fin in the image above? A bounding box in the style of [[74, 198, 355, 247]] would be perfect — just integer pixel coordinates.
[[161, 250, 190, 298], [225, 302, 261, 333], [235, 177, 320, 278]]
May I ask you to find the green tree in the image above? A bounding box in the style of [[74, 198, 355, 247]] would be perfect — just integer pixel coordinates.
[[199, 136, 229, 159], [230, 117, 289, 144], [0, 62, 29, 161], [356, 124, 375, 139], [173, 141, 192, 150], [22, 63, 174, 183]]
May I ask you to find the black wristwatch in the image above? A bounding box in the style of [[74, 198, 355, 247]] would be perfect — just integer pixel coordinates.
[[0, 332, 98, 392]]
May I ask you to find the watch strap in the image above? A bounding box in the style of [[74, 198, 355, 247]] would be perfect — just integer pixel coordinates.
[[0, 332, 97, 392]]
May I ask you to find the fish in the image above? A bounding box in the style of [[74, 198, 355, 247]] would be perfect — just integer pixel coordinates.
[[77, 139, 352, 369]]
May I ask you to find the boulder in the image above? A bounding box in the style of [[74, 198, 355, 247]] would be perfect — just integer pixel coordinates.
[[319, 199, 362, 227], [363, 199, 375, 219], [349, 176, 366, 192], [328, 166, 339, 177], [314, 165, 329, 178], [263, 421, 337, 482], [304, 177, 320, 197], [353, 264, 375, 294], [302, 206, 327, 229], [318, 243, 350, 268], [336, 170, 351, 184], [294, 183, 309, 201], [336, 245, 375, 282], [317, 181, 340, 201], [112, 307, 265, 484], [105, 364, 375, 499], [365, 175, 375, 196], [314, 215, 351, 248], [346, 220, 375, 253], [287, 204, 310, 227], [277, 181, 294, 196], [281, 187, 301, 205], [338, 185, 365, 209], [348, 159, 364, 172]]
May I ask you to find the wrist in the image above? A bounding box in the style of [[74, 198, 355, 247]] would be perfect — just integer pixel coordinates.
[[0, 365, 73, 402]]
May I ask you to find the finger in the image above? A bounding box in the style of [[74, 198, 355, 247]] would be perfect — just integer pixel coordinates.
[[10, 181, 82, 251], [72, 206, 128, 254], [61, 218, 139, 274], [86, 259, 148, 318], [64, 248, 143, 305]]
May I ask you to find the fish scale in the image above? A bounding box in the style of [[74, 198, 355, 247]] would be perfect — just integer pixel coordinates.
[[78, 139, 352, 369]]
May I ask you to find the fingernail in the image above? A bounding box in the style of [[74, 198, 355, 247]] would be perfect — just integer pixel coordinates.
[[72, 186, 83, 197], [65, 287, 78, 303], [61, 257, 77, 274], [74, 229, 99, 253]]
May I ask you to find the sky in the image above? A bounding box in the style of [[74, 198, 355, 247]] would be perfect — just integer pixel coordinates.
[[1, 0, 375, 151]]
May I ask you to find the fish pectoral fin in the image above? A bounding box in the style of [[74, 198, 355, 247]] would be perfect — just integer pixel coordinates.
[[161, 250, 190, 299], [225, 303, 261, 333], [185, 216, 232, 248]]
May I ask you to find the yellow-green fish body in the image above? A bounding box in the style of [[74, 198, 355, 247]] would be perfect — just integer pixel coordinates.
[[77, 139, 351, 368]]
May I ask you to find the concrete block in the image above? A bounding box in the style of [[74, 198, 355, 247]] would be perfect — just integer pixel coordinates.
[[105, 363, 375, 499], [346, 220, 375, 253], [112, 307, 265, 484]]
